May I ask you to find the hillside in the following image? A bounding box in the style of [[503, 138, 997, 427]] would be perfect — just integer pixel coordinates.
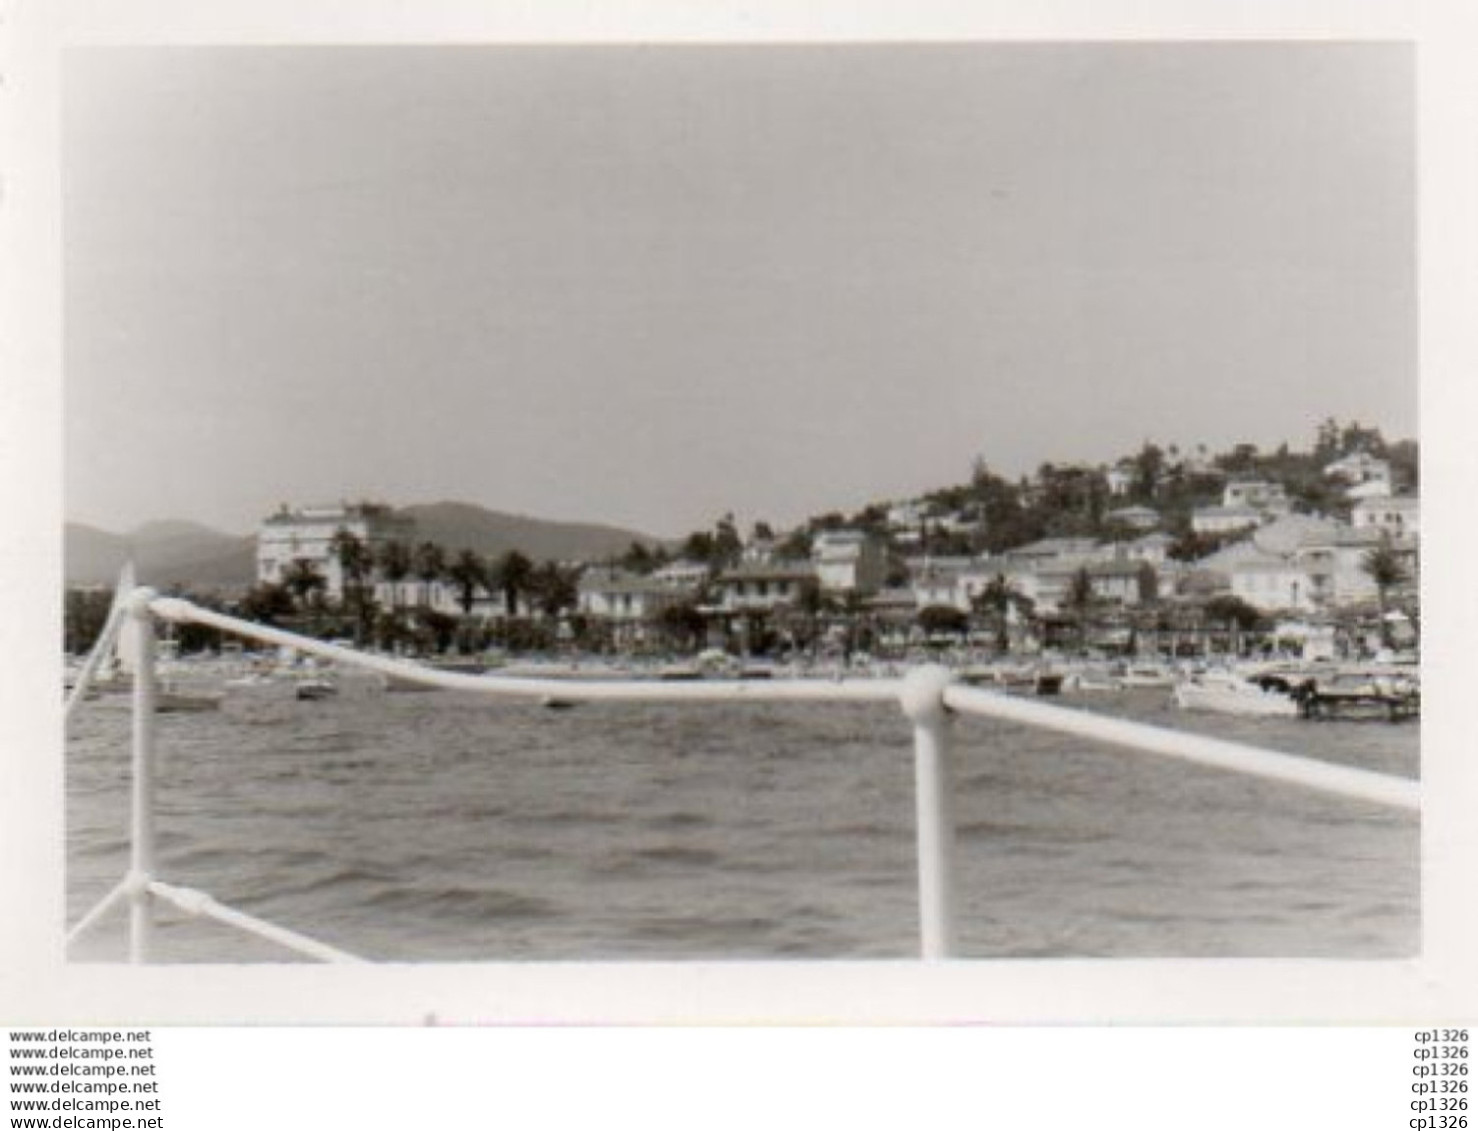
[[395, 501, 656, 562], [64, 521, 256, 589]]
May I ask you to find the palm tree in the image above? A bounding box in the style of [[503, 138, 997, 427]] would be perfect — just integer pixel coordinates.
[[413, 541, 446, 608], [528, 560, 578, 619], [1064, 567, 1096, 654], [971, 573, 1030, 654], [330, 527, 375, 644], [377, 539, 413, 610], [280, 558, 327, 612], [445, 549, 490, 617], [1361, 536, 1411, 647], [493, 550, 535, 618]]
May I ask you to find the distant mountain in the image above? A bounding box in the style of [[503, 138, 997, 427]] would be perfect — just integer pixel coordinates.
[[395, 501, 657, 562], [64, 520, 255, 590], [64, 502, 659, 590]]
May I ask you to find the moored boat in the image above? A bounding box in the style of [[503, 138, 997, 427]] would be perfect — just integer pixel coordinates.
[[1173, 671, 1302, 717]]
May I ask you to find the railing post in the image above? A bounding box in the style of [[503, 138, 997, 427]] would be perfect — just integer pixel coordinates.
[[900, 664, 959, 959], [126, 588, 159, 964]]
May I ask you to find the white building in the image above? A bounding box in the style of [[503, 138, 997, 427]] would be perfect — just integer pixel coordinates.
[[1191, 505, 1261, 535], [577, 568, 695, 622], [1123, 531, 1175, 566], [1351, 495, 1420, 539], [1222, 479, 1290, 514], [1104, 504, 1160, 531], [910, 563, 970, 612], [256, 503, 414, 599], [1105, 463, 1136, 497], [1227, 553, 1316, 613], [811, 530, 886, 595], [652, 559, 710, 588], [716, 562, 817, 613], [1324, 451, 1393, 497]]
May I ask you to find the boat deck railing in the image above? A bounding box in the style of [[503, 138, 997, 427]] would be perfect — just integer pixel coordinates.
[[64, 588, 1421, 963]]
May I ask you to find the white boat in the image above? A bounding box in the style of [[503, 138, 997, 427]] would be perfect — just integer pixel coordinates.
[[1118, 663, 1177, 689], [1173, 671, 1301, 717]]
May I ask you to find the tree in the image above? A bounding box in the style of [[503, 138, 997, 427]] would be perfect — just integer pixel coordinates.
[[494, 550, 535, 618], [330, 527, 376, 644], [1132, 442, 1165, 500], [917, 604, 969, 639], [445, 549, 489, 617], [656, 601, 706, 652], [619, 541, 658, 575], [1361, 537, 1411, 647], [237, 582, 296, 627], [64, 588, 116, 654], [377, 539, 414, 608], [528, 560, 578, 618], [413, 542, 446, 607], [971, 573, 1031, 654], [1202, 594, 1264, 656], [1065, 567, 1097, 654], [713, 514, 743, 568], [281, 558, 327, 611]]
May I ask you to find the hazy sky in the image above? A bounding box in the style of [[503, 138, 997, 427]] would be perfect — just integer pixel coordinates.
[[63, 42, 1415, 538]]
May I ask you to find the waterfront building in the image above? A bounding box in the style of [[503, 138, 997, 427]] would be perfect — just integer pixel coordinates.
[[1227, 553, 1316, 614], [1029, 558, 1158, 614], [577, 568, 696, 623], [256, 502, 414, 599], [910, 562, 971, 612], [811, 530, 886, 595], [715, 561, 817, 613]]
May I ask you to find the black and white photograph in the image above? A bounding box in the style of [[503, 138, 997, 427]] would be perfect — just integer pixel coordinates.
[[4, 0, 1476, 1068]]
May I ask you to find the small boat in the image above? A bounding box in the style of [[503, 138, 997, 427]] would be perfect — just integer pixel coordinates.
[[1298, 668, 1419, 722], [1063, 668, 1121, 693], [1173, 671, 1302, 717], [1034, 672, 1065, 696], [1119, 663, 1177, 689], [154, 687, 222, 713]]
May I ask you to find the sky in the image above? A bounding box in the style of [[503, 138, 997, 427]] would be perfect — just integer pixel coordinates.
[[62, 42, 1416, 539]]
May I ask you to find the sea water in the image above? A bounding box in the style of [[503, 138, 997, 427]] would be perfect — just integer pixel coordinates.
[[65, 687, 1418, 962]]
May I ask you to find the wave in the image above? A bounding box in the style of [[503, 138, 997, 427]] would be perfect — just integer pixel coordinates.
[[362, 883, 558, 922]]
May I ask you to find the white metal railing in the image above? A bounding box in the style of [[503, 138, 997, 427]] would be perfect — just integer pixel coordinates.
[[64, 587, 1421, 963]]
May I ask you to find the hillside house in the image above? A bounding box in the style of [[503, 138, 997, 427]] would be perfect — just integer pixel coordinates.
[[1191, 505, 1261, 535], [1324, 451, 1393, 498], [1352, 495, 1420, 539], [1104, 505, 1160, 531], [1222, 479, 1290, 514]]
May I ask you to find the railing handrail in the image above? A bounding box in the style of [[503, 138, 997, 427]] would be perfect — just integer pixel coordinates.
[[941, 683, 1420, 812], [66, 589, 1420, 964]]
